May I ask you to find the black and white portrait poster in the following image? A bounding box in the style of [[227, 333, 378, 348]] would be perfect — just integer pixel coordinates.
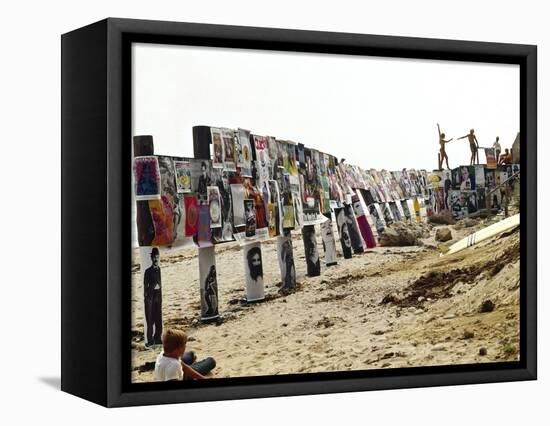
[[237, 128, 253, 177], [302, 225, 321, 276], [243, 243, 265, 302], [207, 185, 222, 228], [230, 184, 246, 227], [198, 246, 219, 321], [335, 207, 353, 259], [210, 127, 224, 169], [222, 128, 237, 172], [140, 246, 163, 347], [277, 230, 296, 290], [244, 199, 256, 237], [343, 203, 364, 254], [320, 215, 338, 266], [382, 202, 395, 226], [369, 203, 386, 235]]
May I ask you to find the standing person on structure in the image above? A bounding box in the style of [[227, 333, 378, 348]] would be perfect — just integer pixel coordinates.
[[458, 129, 480, 165], [437, 123, 453, 170]]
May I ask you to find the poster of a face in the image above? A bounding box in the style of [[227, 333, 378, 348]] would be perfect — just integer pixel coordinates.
[[222, 128, 237, 172], [210, 169, 235, 243], [450, 190, 466, 219], [278, 230, 296, 290], [198, 246, 219, 320], [335, 207, 352, 259], [368, 204, 385, 235], [210, 127, 224, 168], [244, 199, 256, 237], [459, 166, 475, 191], [157, 156, 180, 242], [140, 246, 163, 346], [382, 203, 394, 226], [174, 160, 192, 193], [230, 184, 246, 227], [134, 156, 161, 200], [302, 225, 321, 276], [320, 216, 338, 266], [237, 128, 253, 177], [343, 203, 364, 254], [464, 190, 478, 214], [207, 186, 222, 228], [192, 160, 212, 205], [244, 243, 264, 302]]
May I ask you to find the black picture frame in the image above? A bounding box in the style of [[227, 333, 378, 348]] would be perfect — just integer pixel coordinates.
[[61, 18, 537, 407]]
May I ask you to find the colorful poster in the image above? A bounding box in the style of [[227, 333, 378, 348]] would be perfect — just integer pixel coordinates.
[[252, 134, 270, 189], [267, 203, 277, 237], [237, 128, 253, 177], [134, 156, 161, 200], [222, 128, 237, 172], [277, 230, 296, 290], [244, 199, 256, 237], [207, 186, 222, 228], [485, 148, 497, 169], [352, 194, 376, 248], [184, 194, 199, 236], [196, 205, 213, 247], [243, 243, 265, 302], [302, 225, 321, 277], [140, 246, 162, 347], [210, 127, 224, 168], [198, 246, 219, 321], [149, 196, 175, 246], [157, 156, 180, 243], [174, 160, 192, 193]]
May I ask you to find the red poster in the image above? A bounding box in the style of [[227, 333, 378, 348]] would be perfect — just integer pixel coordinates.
[[184, 194, 199, 236]]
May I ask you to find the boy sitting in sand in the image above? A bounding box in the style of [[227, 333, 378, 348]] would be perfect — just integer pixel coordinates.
[[154, 328, 216, 381]]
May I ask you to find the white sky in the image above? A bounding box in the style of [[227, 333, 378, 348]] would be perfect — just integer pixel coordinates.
[[132, 43, 519, 171]]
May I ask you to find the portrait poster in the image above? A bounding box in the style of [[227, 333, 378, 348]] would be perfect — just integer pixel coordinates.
[[450, 190, 467, 219], [302, 225, 321, 277], [475, 165, 486, 189], [184, 194, 199, 236], [344, 203, 364, 254], [277, 230, 296, 290], [335, 207, 352, 259], [243, 242, 265, 302], [222, 128, 237, 172], [382, 202, 395, 226], [190, 159, 212, 205], [174, 160, 192, 193], [207, 186, 222, 228], [230, 184, 246, 227], [485, 148, 497, 169], [320, 215, 338, 266], [369, 203, 385, 235], [210, 170, 235, 243], [237, 128, 253, 177], [198, 246, 219, 321], [140, 246, 163, 346], [134, 156, 161, 200], [244, 199, 256, 237], [210, 127, 224, 168]]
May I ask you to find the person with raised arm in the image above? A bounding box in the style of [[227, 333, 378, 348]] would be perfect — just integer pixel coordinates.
[[457, 129, 480, 165], [437, 123, 453, 170]]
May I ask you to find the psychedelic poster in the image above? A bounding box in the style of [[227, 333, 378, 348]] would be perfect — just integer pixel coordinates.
[[149, 197, 174, 246], [157, 156, 179, 243], [195, 205, 213, 247], [210, 127, 224, 169], [174, 160, 192, 193], [134, 156, 161, 200], [184, 194, 199, 236], [207, 186, 222, 229]]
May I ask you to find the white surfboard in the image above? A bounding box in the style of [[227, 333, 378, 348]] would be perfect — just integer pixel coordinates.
[[441, 213, 520, 257]]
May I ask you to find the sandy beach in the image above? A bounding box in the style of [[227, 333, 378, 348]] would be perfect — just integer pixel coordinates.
[[131, 216, 520, 382]]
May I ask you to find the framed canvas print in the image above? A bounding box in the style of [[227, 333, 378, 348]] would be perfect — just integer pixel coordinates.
[[61, 18, 537, 407]]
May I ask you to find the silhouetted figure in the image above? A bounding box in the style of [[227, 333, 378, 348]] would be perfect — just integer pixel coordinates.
[[493, 136, 502, 164], [437, 123, 453, 170], [458, 129, 480, 165]]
